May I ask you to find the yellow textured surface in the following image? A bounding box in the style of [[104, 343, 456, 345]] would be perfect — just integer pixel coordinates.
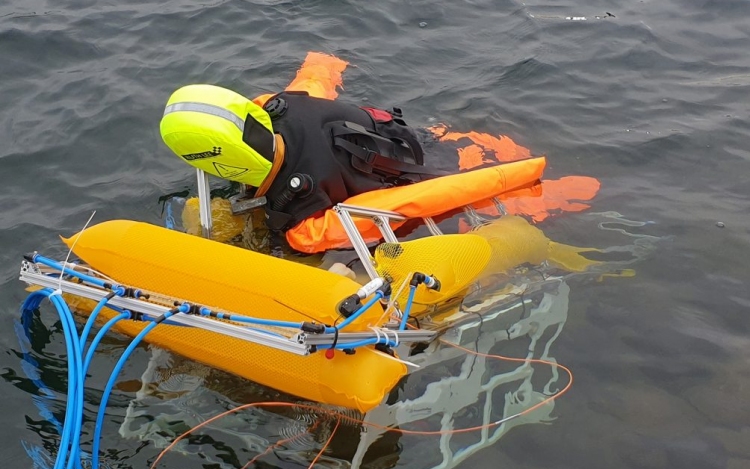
[[374, 234, 492, 307], [181, 197, 246, 243], [63, 220, 406, 411], [469, 215, 602, 275]]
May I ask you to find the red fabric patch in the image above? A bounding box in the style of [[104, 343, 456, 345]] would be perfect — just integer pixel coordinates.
[[361, 107, 393, 123]]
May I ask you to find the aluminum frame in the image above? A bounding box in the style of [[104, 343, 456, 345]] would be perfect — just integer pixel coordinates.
[[333, 203, 446, 280], [19, 264, 436, 354], [196, 168, 213, 238]]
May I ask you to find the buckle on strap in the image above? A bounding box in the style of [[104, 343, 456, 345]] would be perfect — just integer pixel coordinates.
[[364, 149, 379, 165]]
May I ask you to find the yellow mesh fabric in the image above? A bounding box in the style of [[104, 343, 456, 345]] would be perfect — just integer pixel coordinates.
[[471, 215, 601, 276], [62, 220, 406, 411], [470, 216, 550, 276], [181, 197, 246, 243], [374, 234, 492, 308], [469, 215, 602, 276]]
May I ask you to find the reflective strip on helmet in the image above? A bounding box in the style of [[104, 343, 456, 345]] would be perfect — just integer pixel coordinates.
[[164, 102, 245, 132]]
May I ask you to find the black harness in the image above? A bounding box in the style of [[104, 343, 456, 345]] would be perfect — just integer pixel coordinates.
[[261, 92, 447, 231]]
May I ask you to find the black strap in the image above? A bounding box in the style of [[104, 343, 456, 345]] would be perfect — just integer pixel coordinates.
[[331, 123, 449, 177], [243, 113, 275, 163]]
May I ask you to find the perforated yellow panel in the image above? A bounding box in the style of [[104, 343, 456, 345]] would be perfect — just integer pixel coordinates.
[[469, 215, 602, 276], [374, 234, 492, 307], [470, 216, 550, 276], [62, 220, 406, 412]]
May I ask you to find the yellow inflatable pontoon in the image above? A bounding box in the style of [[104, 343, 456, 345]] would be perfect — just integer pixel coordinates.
[[62, 219, 408, 412]]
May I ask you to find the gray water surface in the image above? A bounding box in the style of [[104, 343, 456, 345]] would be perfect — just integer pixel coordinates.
[[2, 1, 749, 468]]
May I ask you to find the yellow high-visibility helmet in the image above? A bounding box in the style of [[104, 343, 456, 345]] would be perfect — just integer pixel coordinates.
[[160, 84, 275, 186]]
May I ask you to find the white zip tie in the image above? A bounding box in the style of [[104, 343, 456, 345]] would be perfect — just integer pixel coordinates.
[[381, 352, 420, 368], [58, 210, 96, 292], [369, 326, 382, 345], [386, 328, 400, 347]]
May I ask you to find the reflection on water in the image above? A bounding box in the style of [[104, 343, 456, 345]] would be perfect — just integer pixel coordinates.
[[103, 276, 573, 469]]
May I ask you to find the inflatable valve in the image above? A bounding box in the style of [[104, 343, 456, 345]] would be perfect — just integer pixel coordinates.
[[270, 173, 314, 211], [410, 272, 441, 292]]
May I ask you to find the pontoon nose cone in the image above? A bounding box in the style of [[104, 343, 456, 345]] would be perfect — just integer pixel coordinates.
[[60, 235, 74, 249]]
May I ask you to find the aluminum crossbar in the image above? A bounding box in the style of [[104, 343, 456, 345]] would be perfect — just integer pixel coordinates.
[[301, 329, 437, 345], [20, 267, 309, 355], [20, 263, 437, 353], [334, 204, 448, 281]]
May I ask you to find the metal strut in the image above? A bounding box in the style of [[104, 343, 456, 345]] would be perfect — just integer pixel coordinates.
[[333, 203, 447, 280], [196, 168, 213, 238]]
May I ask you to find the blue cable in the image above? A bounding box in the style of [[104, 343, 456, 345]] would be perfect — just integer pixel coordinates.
[[21, 260, 195, 469], [20, 290, 72, 464], [82, 312, 131, 382], [79, 295, 115, 352], [32, 255, 108, 289], [41, 291, 81, 469], [18, 294, 64, 435], [51, 294, 85, 469], [46, 293, 75, 469], [91, 321, 158, 469], [22, 255, 401, 469], [22, 287, 122, 469], [399, 286, 417, 331], [21, 290, 48, 312], [91, 304, 187, 469]]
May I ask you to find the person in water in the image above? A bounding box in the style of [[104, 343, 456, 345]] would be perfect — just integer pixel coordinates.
[[160, 84, 451, 233]]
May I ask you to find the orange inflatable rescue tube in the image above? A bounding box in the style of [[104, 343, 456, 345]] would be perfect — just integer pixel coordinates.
[[253, 51, 349, 106], [286, 156, 547, 253]]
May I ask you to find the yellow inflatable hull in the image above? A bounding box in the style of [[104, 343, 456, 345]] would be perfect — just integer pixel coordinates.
[[64, 220, 406, 412]]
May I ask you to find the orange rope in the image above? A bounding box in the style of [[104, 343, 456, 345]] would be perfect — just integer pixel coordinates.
[[240, 420, 321, 469], [307, 418, 340, 469], [150, 343, 573, 468]]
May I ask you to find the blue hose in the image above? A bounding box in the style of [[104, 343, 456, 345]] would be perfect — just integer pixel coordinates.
[[20, 287, 128, 469], [79, 295, 115, 352], [51, 294, 86, 469], [33, 255, 108, 289], [198, 307, 304, 329], [399, 286, 417, 331], [90, 321, 158, 469], [41, 291, 81, 469], [91, 304, 187, 469], [83, 312, 131, 381]]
